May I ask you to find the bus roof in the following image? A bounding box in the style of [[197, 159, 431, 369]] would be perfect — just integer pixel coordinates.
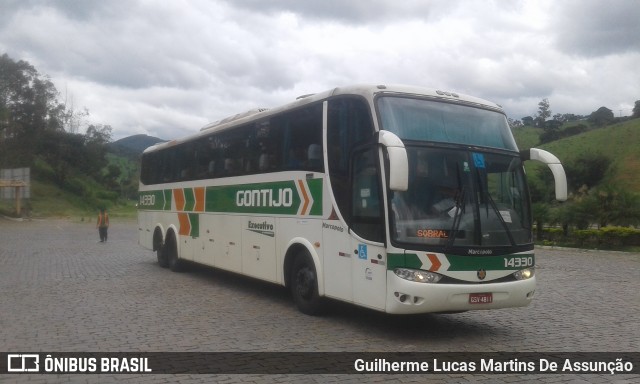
[[143, 84, 503, 154]]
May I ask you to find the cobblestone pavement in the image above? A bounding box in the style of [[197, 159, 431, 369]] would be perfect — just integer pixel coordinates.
[[1, 218, 638, 383]]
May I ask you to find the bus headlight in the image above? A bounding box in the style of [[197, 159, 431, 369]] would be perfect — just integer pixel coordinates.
[[513, 267, 535, 280], [394, 268, 442, 283]]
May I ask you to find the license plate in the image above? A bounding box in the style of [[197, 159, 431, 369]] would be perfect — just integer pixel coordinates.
[[469, 292, 493, 304]]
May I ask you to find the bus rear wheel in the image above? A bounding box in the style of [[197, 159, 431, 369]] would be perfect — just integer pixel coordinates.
[[157, 244, 169, 268], [165, 234, 183, 272], [291, 254, 324, 315]]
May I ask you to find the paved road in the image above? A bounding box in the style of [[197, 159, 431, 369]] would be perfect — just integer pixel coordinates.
[[0, 218, 638, 383]]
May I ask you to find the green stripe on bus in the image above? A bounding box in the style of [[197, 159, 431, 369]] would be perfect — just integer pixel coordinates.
[[307, 178, 323, 216], [189, 213, 199, 238], [388, 253, 535, 271], [205, 180, 322, 215], [163, 189, 172, 210], [140, 179, 322, 216], [184, 188, 195, 211], [444, 254, 535, 271], [138, 190, 166, 210], [205, 181, 298, 214], [387, 253, 422, 270]]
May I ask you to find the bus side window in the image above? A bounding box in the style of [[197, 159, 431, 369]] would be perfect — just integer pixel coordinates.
[[163, 148, 178, 182], [178, 144, 195, 181], [279, 103, 323, 172], [306, 143, 323, 171]]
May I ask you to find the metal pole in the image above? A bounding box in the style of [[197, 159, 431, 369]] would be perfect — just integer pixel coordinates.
[[15, 186, 21, 216]]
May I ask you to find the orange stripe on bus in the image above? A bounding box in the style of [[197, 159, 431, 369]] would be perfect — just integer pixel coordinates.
[[178, 213, 191, 236], [194, 187, 205, 212], [173, 188, 185, 211], [427, 253, 442, 272], [297, 180, 310, 215]]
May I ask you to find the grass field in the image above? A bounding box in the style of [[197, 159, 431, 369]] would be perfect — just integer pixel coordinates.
[[513, 119, 640, 192], [0, 179, 137, 221]]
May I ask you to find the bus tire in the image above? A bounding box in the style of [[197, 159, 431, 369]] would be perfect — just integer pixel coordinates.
[[157, 244, 169, 268], [165, 233, 183, 272], [291, 253, 324, 315], [154, 228, 168, 268]]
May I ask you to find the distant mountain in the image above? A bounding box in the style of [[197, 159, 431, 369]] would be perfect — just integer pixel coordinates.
[[109, 134, 166, 158]]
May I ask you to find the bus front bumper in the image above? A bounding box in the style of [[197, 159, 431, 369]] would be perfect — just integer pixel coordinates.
[[385, 272, 536, 314]]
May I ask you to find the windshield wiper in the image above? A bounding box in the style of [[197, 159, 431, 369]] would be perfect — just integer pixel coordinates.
[[446, 187, 465, 249], [446, 163, 466, 249], [476, 167, 516, 246]]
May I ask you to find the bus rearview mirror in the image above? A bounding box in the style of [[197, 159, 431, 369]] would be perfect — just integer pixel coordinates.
[[378, 131, 409, 192], [521, 148, 568, 201]]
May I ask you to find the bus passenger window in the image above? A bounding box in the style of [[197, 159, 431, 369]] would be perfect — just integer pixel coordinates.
[[306, 144, 323, 171], [258, 148, 270, 171], [278, 103, 323, 172]]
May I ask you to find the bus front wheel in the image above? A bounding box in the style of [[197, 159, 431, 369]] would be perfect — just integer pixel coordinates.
[[291, 254, 324, 315]]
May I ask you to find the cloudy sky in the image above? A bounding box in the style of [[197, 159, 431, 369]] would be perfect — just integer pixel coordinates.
[[1, 0, 639, 140]]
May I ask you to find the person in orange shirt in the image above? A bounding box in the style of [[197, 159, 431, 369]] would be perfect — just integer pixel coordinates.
[[97, 208, 109, 242]]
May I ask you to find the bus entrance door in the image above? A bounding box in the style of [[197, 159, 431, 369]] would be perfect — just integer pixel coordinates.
[[351, 240, 386, 311]]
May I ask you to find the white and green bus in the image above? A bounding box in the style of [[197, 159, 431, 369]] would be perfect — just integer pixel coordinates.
[[138, 84, 567, 315]]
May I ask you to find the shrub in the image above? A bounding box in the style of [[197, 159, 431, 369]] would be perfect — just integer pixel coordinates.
[[573, 227, 640, 248]]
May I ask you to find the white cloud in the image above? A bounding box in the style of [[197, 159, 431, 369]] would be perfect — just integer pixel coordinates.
[[552, 0, 640, 57], [1, 0, 638, 140]]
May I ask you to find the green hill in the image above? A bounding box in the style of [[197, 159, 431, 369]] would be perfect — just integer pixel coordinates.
[[109, 134, 166, 159], [513, 119, 640, 193], [511, 126, 541, 150], [0, 148, 139, 219]]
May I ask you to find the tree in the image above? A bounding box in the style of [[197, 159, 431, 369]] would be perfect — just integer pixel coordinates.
[[61, 105, 90, 134], [0, 53, 66, 166], [521, 116, 534, 126], [532, 202, 550, 241], [0, 53, 128, 210], [564, 188, 597, 230], [588, 106, 614, 127], [37, 130, 85, 184], [563, 153, 611, 192], [586, 185, 640, 228], [633, 100, 640, 118], [527, 171, 557, 238], [508, 118, 523, 129], [563, 124, 587, 137], [104, 164, 122, 189], [534, 98, 560, 143], [85, 124, 112, 145], [536, 98, 551, 127], [83, 124, 113, 175], [538, 120, 563, 143]]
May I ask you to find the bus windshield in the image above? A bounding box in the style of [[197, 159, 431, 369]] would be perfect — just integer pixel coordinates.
[[389, 146, 532, 252], [378, 96, 517, 150]]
